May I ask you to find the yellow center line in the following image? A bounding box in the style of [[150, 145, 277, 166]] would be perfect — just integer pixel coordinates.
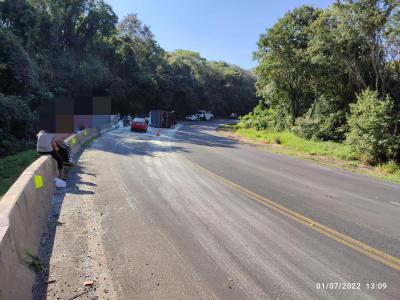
[[189, 160, 400, 272]]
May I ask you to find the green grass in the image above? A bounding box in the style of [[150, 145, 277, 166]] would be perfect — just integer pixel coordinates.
[[234, 126, 358, 161], [0, 149, 40, 198], [374, 160, 400, 182], [218, 125, 400, 183], [0, 135, 99, 199]]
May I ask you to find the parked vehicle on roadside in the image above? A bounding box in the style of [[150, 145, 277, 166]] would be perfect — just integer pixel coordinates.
[[131, 117, 148, 132], [230, 112, 238, 119], [196, 110, 214, 121], [185, 114, 199, 121]]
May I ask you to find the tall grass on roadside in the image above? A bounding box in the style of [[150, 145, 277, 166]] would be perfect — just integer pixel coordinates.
[[375, 160, 400, 176], [235, 127, 358, 161], [220, 124, 400, 183]]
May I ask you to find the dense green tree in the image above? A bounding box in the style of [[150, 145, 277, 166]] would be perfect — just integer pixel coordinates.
[[253, 6, 322, 127], [164, 51, 257, 118], [247, 0, 400, 162]]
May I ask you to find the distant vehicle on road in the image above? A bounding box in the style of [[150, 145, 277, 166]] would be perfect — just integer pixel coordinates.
[[131, 118, 148, 132], [185, 114, 199, 121], [230, 113, 238, 119], [196, 110, 214, 121]]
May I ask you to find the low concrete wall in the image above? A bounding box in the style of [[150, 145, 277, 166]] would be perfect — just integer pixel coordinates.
[[0, 128, 100, 299]]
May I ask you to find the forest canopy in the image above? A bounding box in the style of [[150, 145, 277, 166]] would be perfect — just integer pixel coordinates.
[[0, 0, 257, 155], [241, 0, 400, 164]]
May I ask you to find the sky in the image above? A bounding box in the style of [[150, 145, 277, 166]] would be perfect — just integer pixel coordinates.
[[106, 0, 334, 69]]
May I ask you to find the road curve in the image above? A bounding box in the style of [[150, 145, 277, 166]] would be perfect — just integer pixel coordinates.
[[35, 120, 400, 299]]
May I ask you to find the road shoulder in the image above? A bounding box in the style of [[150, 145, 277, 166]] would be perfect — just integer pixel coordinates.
[[33, 143, 117, 300], [216, 125, 400, 184]]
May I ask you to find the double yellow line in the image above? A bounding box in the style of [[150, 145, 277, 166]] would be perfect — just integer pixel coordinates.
[[192, 161, 400, 272]]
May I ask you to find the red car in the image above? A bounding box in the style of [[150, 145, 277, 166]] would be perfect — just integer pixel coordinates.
[[131, 118, 148, 132]]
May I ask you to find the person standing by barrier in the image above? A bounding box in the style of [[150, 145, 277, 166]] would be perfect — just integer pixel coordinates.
[[36, 130, 66, 181]]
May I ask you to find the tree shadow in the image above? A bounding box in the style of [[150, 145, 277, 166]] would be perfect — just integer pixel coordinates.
[[33, 161, 97, 299], [65, 165, 96, 195]]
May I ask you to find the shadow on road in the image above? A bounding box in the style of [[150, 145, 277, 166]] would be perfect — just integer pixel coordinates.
[[32, 164, 97, 299], [90, 121, 240, 158], [33, 120, 238, 299]]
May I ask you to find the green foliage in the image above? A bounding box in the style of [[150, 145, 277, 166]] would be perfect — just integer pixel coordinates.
[[0, 149, 39, 197], [291, 116, 320, 140], [0, 29, 39, 93], [292, 95, 347, 141], [245, 0, 400, 165], [239, 101, 292, 132], [166, 51, 258, 117], [376, 160, 400, 175], [24, 250, 42, 273], [221, 125, 400, 183], [0, 1, 257, 155], [239, 109, 269, 131], [0, 94, 37, 155], [346, 89, 396, 164], [233, 126, 357, 161], [253, 6, 322, 125]]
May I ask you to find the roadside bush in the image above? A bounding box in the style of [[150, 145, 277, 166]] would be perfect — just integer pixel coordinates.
[[239, 107, 269, 130], [264, 106, 290, 131], [292, 95, 347, 141], [346, 89, 395, 164], [239, 101, 289, 131], [292, 116, 319, 140]]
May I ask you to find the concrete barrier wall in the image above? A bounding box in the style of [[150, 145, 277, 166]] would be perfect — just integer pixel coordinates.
[[0, 128, 100, 300]]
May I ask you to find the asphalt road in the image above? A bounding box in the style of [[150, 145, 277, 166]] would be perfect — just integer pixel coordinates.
[[37, 120, 400, 299]]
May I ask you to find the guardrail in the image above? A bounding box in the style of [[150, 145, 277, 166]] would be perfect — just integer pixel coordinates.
[[0, 128, 100, 299]]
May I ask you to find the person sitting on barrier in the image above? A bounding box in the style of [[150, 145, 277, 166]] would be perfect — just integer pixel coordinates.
[[36, 130, 66, 181]]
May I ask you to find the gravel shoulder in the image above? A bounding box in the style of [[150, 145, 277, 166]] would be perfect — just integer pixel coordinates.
[[33, 142, 117, 300]]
